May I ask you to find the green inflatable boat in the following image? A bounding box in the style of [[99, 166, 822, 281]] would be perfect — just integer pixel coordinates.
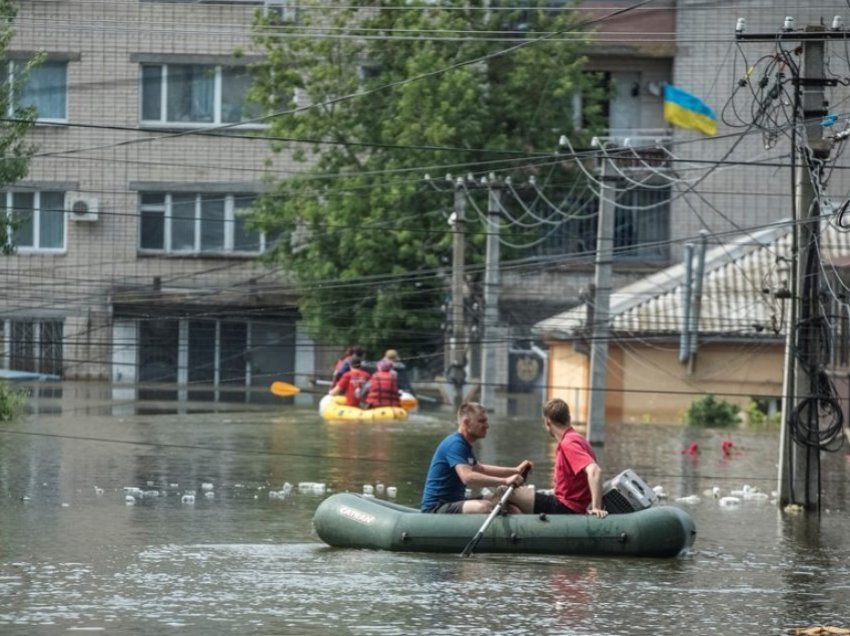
[[313, 493, 696, 558]]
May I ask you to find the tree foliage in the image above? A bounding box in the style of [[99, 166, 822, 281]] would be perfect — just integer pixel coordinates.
[[0, 0, 39, 254], [249, 1, 598, 357]]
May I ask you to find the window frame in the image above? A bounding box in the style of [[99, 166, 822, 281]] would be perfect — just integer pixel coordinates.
[[138, 192, 267, 255], [139, 63, 264, 128], [0, 190, 67, 253], [4, 60, 69, 123]]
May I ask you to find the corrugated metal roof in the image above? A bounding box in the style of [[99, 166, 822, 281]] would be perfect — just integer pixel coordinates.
[[534, 221, 850, 340]]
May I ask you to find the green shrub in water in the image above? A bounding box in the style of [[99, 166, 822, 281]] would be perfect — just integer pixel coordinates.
[[0, 380, 27, 421], [744, 400, 782, 429], [683, 394, 741, 428]]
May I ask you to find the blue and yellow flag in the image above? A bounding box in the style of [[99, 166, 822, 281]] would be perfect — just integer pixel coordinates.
[[663, 84, 717, 136]]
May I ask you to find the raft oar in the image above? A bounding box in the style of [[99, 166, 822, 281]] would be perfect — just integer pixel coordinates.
[[461, 467, 530, 557], [270, 381, 302, 397]]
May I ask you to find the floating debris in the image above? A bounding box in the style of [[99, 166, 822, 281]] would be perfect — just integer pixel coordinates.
[[181, 494, 195, 505], [201, 483, 214, 492], [675, 495, 701, 505], [386, 486, 398, 498], [719, 496, 741, 507], [94, 486, 104, 496]]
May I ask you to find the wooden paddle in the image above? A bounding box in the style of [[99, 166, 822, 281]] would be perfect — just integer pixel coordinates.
[[461, 467, 530, 557]]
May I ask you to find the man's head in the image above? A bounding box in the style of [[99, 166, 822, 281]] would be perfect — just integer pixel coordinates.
[[350, 355, 363, 369], [543, 398, 571, 432], [383, 349, 399, 361], [457, 401, 488, 442]]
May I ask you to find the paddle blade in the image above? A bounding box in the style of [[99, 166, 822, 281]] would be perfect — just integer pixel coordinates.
[[270, 381, 300, 397], [400, 395, 418, 411]]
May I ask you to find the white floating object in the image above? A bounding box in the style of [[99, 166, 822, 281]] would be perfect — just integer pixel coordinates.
[[61, 502, 70, 508], [703, 486, 722, 498], [719, 496, 741, 507], [282, 482, 293, 495], [362, 484, 374, 495], [386, 486, 398, 498], [652, 485, 667, 499], [169, 483, 179, 489], [143, 490, 159, 498], [125, 495, 136, 505], [181, 494, 195, 504], [675, 495, 701, 505], [94, 486, 104, 496], [146, 480, 155, 487], [312, 483, 326, 495], [743, 490, 769, 501], [298, 482, 315, 493], [204, 491, 215, 499], [123, 487, 142, 497], [375, 483, 385, 495], [201, 482, 214, 492]]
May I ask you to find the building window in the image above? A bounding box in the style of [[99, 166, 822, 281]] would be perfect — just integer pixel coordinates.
[[139, 193, 265, 254], [0, 191, 66, 252], [3, 60, 68, 122], [531, 186, 669, 262], [614, 186, 670, 261], [7, 319, 63, 376], [140, 64, 261, 126]]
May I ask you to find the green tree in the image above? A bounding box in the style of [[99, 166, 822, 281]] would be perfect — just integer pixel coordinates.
[[250, 1, 599, 356], [0, 0, 39, 254]]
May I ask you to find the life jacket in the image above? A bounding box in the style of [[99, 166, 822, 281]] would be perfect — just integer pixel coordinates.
[[365, 370, 400, 408], [341, 368, 371, 406]]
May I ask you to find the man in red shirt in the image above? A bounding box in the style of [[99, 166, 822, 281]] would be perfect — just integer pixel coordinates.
[[511, 398, 608, 518], [329, 355, 371, 407]]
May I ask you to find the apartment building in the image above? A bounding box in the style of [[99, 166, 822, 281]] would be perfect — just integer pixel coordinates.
[[4, 0, 310, 404]]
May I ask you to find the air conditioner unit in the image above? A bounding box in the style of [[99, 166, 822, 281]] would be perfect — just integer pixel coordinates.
[[65, 192, 99, 222], [264, 0, 297, 23]]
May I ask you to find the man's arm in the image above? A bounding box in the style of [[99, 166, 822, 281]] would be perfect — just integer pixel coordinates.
[[457, 461, 532, 488], [584, 463, 608, 518]]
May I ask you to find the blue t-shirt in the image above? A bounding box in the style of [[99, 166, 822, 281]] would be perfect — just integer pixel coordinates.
[[420, 432, 477, 511]]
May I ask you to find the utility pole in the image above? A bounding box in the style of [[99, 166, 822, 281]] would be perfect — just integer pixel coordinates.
[[448, 177, 467, 410], [586, 154, 616, 445], [738, 22, 839, 511], [480, 175, 501, 409], [787, 30, 829, 510]]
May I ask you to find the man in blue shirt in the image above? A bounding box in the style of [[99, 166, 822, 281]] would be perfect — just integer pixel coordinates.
[[421, 402, 532, 513]]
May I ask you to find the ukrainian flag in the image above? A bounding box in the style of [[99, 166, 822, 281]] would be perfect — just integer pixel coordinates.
[[663, 84, 717, 136]]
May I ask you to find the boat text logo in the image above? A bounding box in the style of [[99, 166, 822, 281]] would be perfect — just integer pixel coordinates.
[[339, 505, 375, 525]]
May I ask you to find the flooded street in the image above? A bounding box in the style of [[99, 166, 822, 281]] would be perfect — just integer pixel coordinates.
[[2, 390, 850, 635]]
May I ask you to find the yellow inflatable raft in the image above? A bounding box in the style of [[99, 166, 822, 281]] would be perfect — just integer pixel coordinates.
[[318, 394, 415, 422]]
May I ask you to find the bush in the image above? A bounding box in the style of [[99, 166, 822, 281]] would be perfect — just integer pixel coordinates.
[[0, 380, 27, 421], [683, 394, 741, 428], [744, 400, 782, 429]]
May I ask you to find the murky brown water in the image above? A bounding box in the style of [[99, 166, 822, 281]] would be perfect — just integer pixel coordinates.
[[2, 388, 850, 635]]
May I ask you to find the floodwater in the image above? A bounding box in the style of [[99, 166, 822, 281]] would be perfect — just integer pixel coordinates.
[[2, 389, 850, 635]]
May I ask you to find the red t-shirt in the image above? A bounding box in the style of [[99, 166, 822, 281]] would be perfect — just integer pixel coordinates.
[[335, 368, 371, 406], [554, 427, 598, 513]]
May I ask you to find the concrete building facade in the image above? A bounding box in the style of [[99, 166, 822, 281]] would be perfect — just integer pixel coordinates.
[[4, 0, 309, 405]]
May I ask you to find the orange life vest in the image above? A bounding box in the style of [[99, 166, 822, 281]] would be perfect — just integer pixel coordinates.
[[339, 368, 371, 406], [365, 370, 400, 408]]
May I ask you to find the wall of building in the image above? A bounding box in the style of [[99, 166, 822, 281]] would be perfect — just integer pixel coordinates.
[[547, 338, 785, 424], [6, 0, 301, 383]]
